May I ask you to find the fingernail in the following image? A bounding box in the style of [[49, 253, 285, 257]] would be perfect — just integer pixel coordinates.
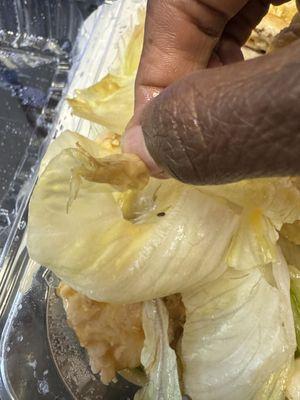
[[122, 125, 165, 177]]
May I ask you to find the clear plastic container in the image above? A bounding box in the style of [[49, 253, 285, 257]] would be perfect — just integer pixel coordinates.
[[0, 1, 145, 398]]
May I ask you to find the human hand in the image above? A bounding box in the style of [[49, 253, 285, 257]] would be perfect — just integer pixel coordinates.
[[134, 0, 289, 106], [123, 0, 300, 184]]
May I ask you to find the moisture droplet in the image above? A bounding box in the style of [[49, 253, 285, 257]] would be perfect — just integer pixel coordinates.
[[38, 378, 49, 395], [17, 334, 23, 342], [18, 220, 26, 230]]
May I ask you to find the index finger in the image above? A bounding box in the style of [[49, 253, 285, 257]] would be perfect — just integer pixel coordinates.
[[135, 0, 249, 107]]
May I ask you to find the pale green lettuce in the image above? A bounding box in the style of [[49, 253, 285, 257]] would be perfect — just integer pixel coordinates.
[[279, 236, 300, 355], [68, 10, 145, 133], [28, 132, 238, 303], [286, 359, 300, 400], [201, 178, 300, 270], [181, 249, 295, 400], [135, 299, 181, 400]]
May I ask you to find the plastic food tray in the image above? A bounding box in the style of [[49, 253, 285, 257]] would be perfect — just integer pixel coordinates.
[[0, 1, 145, 398]]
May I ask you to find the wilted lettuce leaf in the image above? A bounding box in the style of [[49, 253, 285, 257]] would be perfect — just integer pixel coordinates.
[[254, 363, 293, 400], [291, 280, 300, 357], [226, 208, 279, 270], [279, 236, 300, 271], [65, 146, 149, 212], [281, 221, 300, 246], [181, 251, 295, 400], [68, 75, 135, 133], [286, 359, 300, 400], [28, 133, 240, 303], [278, 236, 300, 357], [201, 179, 300, 270], [68, 10, 145, 133], [28, 112, 300, 400], [39, 130, 122, 176], [134, 299, 181, 400], [121, 9, 145, 76], [291, 275, 300, 357]]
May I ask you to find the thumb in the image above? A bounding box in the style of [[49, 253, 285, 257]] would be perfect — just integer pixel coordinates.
[[123, 41, 300, 185], [123, 123, 166, 178]]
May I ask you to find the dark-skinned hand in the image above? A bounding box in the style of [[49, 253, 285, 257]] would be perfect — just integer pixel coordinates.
[[123, 0, 300, 184]]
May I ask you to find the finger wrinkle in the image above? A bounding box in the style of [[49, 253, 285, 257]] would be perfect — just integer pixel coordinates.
[[157, 90, 200, 181], [176, 0, 228, 37], [194, 0, 232, 20], [188, 14, 223, 39]]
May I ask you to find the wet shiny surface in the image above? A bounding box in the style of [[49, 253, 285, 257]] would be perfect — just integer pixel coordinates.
[[0, 0, 102, 253], [0, 52, 57, 203], [0, 2, 150, 399], [0, 265, 138, 399], [0, 0, 85, 254]]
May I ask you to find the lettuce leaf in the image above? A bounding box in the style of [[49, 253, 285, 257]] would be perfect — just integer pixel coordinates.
[[68, 10, 145, 133], [286, 359, 300, 400], [291, 276, 300, 357], [281, 221, 300, 246], [254, 363, 293, 400], [39, 130, 122, 176], [28, 131, 238, 303], [201, 179, 300, 270], [134, 299, 181, 400], [279, 236, 300, 271], [181, 249, 295, 400], [68, 75, 135, 133], [278, 236, 300, 355], [286, 259, 300, 357]]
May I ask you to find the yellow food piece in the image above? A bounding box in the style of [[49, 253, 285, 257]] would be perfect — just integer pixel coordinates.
[[269, 2, 298, 23], [57, 283, 144, 384], [66, 146, 149, 212], [58, 282, 185, 385], [270, 12, 300, 51], [247, 1, 298, 52]]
